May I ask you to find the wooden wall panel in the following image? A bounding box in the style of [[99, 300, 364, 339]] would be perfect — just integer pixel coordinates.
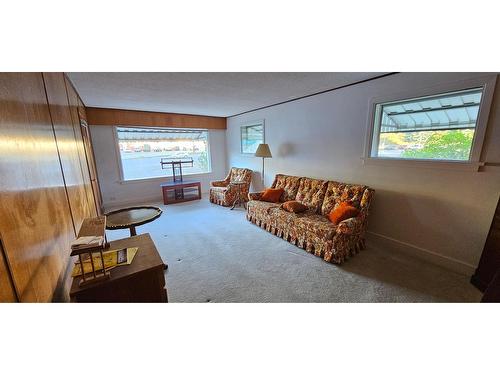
[[86, 107, 227, 129], [77, 98, 103, 214], [42, 72, 92, 232], [65, 76, 97, 218], [0, 73, 75, 302], [0, 237, 17, 302]]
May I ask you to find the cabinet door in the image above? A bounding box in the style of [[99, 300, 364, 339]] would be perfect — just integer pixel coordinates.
[[65, 75, 97, 218], [0, 237, 17, 302], [472, 194, 500, 291], [0, 73, 75, 302], [79, 107, 103, 215], [43, 72, 92, 232]]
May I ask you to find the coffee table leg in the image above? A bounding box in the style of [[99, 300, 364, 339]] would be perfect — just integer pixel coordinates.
[[130, 226, 137, 236]]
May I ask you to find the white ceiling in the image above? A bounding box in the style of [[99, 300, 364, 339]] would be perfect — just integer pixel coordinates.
[[67, 72, 388, 117]]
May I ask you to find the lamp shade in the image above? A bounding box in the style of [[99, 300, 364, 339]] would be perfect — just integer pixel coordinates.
[[255, 143, 272, 158]]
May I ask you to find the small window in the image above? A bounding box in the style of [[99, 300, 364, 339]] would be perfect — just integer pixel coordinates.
[[371, 88, 484, 161], [241, 121, 264, 154], [116, 127, 211, 181]]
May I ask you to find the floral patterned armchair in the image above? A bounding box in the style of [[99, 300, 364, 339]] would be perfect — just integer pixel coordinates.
[[209, 167, 253, 207]]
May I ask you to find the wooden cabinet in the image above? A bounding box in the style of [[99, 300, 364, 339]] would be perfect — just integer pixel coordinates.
[[43, 73, 94, 232], [78, 106, 103, 215], [471, 194, 500, 293], [70, 234, 167, 302], [65, 75, 98, 217], [0, 238, 17, 302], [0, 73, 75, 302], [0, 73, 102, 302]]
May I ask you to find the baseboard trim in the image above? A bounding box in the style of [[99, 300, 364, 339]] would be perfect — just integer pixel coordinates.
[[366, 231, 476, 276], [103, 192, 208, 211]]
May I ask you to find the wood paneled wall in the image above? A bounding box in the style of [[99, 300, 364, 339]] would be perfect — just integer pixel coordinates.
[[0, 237, 17, 302], [86, 107, 226, 129], [0, 73, 98, 302], [65, 77, 99, 217]]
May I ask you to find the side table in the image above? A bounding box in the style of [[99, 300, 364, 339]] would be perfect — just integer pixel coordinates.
[[161, 180, 202, 205], [70, 233, 168, 302], [230, 181, 248, 210], [105, 206, 162, 236]]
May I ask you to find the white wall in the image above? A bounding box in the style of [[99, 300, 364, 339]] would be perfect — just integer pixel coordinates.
[[226, 72, 500, 274], [90, 126, 227, 209]]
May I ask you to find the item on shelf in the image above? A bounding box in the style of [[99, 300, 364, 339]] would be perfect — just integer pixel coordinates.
[[70, 216, 110, 286], [71, 235, 104, 251], [72, 247, 139, 277]]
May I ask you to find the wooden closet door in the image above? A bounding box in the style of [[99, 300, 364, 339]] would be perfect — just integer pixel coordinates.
[[78, 100, 103, 215], [0, 73, 75, 302], [471, 194, 500, 291], [64, 75, 97, 217], [0, 237, 17, 302], [42, 72, 92, 232]]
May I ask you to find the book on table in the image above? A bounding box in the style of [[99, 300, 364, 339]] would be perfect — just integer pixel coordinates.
[[72, 247, 139, 277]]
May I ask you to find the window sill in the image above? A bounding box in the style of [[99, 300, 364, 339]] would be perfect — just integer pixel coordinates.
[[361, 157, 484, 172], [118, 171, 213, 185]]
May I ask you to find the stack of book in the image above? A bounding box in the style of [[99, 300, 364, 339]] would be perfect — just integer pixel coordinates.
[[70, 235, 104, 252]]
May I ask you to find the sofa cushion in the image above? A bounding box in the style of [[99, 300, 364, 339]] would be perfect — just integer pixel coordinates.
[[272, 174, 302, 202], [281, 200, 308, 213], [293, 213, 337, 240], [295, 177, 327, 213], [261, 188, 284, 203], [247, 200, 281, 221], [247, 199, 298, 229], [327, 201, 360, 225], [320, 181, 368, 216]]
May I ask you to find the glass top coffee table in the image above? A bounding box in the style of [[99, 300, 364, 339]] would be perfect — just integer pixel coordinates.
[[105, 206, 163, 237]]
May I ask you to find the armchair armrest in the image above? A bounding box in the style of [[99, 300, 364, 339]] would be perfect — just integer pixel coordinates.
[[336, 216, 364, 235], [211, 180, 229, 187], [248, 191, 264, 201]]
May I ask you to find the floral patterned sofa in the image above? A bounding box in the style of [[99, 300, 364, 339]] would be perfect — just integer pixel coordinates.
[[247, 174, 374, 264], [209, 167, 253, 207]]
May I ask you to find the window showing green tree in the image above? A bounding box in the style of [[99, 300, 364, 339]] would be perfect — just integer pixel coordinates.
[[373, 87, 483, 161], [402, 129, 474, 160]]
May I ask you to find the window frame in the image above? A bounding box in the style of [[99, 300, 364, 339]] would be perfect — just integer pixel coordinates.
[[113, 125, 213, 183], [363, 74, 497, 171], [240, 120, 265, 155]]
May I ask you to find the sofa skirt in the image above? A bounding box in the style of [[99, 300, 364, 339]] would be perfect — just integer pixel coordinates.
[[246, 213, 365, 264]]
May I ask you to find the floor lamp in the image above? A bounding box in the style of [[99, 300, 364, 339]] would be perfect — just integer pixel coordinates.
[[255, 143, 272, 186]]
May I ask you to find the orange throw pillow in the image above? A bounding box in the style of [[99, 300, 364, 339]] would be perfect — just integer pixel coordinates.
[[327, 201, 360, 224], [281, 200, 308, 213], [261, 188, 284, 203]]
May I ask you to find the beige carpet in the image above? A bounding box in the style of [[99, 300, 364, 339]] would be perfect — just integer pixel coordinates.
[[105, 198, 482, 302]]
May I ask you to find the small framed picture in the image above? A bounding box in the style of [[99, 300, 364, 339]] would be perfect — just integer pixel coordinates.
[[240, 120, 265, 155]]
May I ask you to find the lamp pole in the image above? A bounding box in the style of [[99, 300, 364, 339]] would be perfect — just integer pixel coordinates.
[[254, 143, 272, 188], [262, 156, 265, 186]]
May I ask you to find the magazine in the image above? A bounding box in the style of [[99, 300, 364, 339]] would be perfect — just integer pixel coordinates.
[[72, 247, 139, 277]]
